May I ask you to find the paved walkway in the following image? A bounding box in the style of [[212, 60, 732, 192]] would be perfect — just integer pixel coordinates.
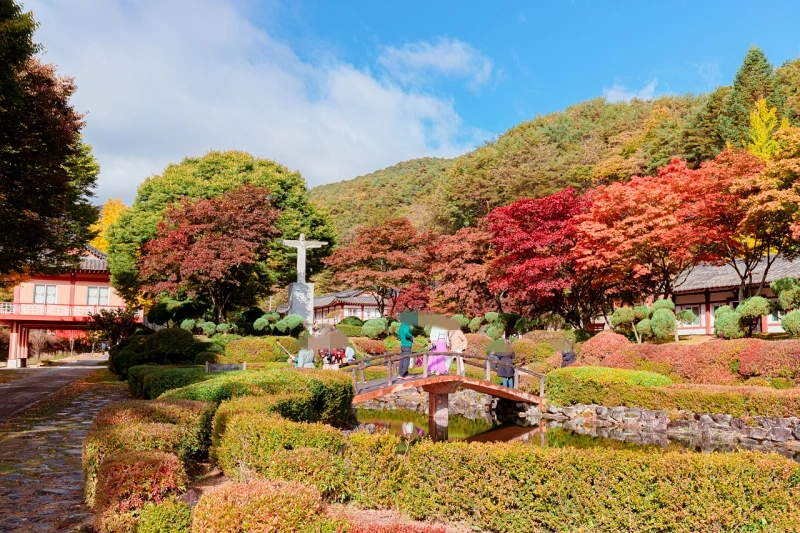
[[0, 363, 129, 532], [0, 359, 108, 424]]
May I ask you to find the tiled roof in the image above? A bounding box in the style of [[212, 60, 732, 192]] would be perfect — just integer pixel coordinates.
[[79, 245, 108, 271], [674, 256, 800, 293]]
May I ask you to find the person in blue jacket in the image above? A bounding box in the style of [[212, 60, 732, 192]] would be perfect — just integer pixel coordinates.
[[398, 312, 417, 379]]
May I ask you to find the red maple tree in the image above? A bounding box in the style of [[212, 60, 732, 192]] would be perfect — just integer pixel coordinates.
[[429, 224, 502, 316], [138, 185, 280, 322], [324, 218, 432, 317], [575, 161, 714, 298], [488, 187, 610, 329]]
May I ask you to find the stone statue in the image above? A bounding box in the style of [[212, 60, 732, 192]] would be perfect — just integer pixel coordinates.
[[277, 234, 328, 327], [278, 233, 328, 283]]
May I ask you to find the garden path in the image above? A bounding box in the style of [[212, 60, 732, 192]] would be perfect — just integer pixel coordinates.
[[0, 369, 129, 532]]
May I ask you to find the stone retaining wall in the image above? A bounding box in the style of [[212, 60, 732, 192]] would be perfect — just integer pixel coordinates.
[[541, 403, 800, 458], [358, 388, 498, 422]]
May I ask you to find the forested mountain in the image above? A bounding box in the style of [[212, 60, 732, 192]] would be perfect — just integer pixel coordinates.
[[312, 47, 800, 235], [309, 157, 453, 237]]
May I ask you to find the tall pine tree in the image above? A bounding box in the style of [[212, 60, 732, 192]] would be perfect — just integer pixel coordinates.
[[681, 86, 729, 167], [718, 46, 783, 147]]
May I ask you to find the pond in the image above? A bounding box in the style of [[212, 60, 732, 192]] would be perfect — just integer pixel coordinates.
[[356, 408, 800, 461]]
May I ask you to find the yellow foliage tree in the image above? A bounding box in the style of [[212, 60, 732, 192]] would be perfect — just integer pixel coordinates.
[[747, 98, 788, 160], [89, 198, 127, 253]]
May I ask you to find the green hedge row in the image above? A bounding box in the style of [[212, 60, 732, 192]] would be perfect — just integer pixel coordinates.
[[128, 365, 210, 399], [545, 366, 800, 418], [220, 336, 298, 364]]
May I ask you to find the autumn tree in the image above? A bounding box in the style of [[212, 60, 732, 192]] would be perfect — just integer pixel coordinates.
[[0, 2, 99, 284], [138, 185, 281, 323], [89, 198, 127, 253], [681, 86, 729, 167], [718, 46, 783, 147], [325, 218, 431, 317], [576, 162, 713, 299], [488, 187, 612, 329], [679, 148, 798, 300], [107, 151, 335, 302], [747, 98, 786, 160], [429, 224, 503, 316]]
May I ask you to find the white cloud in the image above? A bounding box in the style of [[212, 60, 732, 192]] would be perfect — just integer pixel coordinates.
[[696, 61, 722, 88], [602, 78, 659, 103], [25, 0, 489, 204], [378, 37, 495, 92]]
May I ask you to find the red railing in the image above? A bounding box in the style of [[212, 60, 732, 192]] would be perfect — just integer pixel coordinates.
[[0, 303, 141, 318]]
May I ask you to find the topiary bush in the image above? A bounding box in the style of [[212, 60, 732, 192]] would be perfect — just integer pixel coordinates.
[[112, 350, 143, 379], [486, 323, 504, 340], [714, 310, 745, 339], [635, 318, 653, 340], [337, 324, 362, 337], [145, 328, 198, 363], [650, 308, 676, 340], [93, 450, 187, 516], [468, 317, 483, 333], [737, 296, 772, 331], [136, 366, 209, 400], [771, 377, 794, 390], [137, 497, 192, 533], [484, 311, 499, 324], [265, 447, 346, 500], [361, 318, 388, 339], [343, 431, 405, 509], [649, 299, 675, 315], [579, 330, 631, 365], [340, 316, 364, 327], [451, 314, 470, 330], [215, 413, 346, 481], [782, 309, 800, 337], [179, 319, 196, 332], [464, 334, 492, 357], [273, 314, 305, 336], [191, 480, 328, 533], [221, 337, 294, 364], [510, 339, 554, 365]]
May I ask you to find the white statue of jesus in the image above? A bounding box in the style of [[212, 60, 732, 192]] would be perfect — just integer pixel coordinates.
[[278, 233, 328, 283]]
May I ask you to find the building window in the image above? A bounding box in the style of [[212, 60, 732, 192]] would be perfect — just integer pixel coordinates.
[[34, 284, 57, 304], [344, 307, 360, 317], [769, 309, 785, 322], [88, 287, 110, 305]]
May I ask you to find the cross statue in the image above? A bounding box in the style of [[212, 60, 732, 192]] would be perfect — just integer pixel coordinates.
[[278, 233, 328, 283]]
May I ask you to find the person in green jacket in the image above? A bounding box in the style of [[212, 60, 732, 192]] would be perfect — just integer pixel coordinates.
[[398, 312, 416, 379]]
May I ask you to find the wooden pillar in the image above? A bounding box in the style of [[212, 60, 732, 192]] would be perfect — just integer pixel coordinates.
[[428, 416, 449, 442], [704, 290, 712, 335], [428, 392, 449, 424]]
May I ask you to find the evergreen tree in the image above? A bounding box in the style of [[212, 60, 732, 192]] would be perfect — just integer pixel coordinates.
[[718, 46, 783, 147], [681, 87, 729, 167], [776, 58, 800, 126]]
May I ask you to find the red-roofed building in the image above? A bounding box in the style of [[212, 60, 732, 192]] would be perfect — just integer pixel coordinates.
[[276, 289, 382, 324], [0, 246, 139, 367]]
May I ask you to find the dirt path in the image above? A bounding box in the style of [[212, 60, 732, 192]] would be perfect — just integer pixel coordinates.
[[0, 370, 129, 532]]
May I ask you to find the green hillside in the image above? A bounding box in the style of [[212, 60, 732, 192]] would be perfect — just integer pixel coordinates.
[[312, 49, 800, 235], [309, 157, 453, 236]]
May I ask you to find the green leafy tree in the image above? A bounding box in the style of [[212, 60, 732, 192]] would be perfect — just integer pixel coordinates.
[[771, 277, 800, 311], [107, 151, 336, 302], [681, 87, 729, 167], [0, 2, 99, 283], [736, 296, 773, 336], [718, 46, 783, 147], [776, 58, 800, 126]]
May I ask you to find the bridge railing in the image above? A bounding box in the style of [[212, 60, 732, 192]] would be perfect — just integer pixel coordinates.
[[344, 351, 546, 398]]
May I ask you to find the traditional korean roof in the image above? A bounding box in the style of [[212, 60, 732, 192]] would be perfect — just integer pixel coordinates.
[[78, 245, 108, 272], [673, 256, 800, 293], [275, 288, 377, 313]]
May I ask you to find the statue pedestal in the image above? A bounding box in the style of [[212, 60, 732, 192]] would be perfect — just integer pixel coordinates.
[[288, 282, 314, 327]]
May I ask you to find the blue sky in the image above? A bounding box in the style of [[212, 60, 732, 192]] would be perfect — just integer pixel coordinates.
[[24, 0, 800, 203]]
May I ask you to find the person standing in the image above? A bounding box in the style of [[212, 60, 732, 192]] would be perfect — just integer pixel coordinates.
[[495, 340, 516, 388], [398, 315, 415, 379], [448, 328, 468, 376]]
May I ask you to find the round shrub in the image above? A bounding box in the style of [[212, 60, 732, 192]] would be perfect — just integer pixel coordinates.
[[510, 339, 554, 365], [743, 377, 771, 387], [650, 309, 676, 340], [274, 314, 305, 336], [146, 328, 197, 363], [649, 299, 675, 315], [715, 305, 735, 319], [779, 287, 800, 312], [388, 321, 400, 336], [715, 311, 745, 339], [192, 480, 324, 533], [486, 323, 504, 340], [216, 323, 231, 334], [138, 498, 192, 533], [464, 334, 492, 357], [94, 450, 187, 515], [579, 330, 631, 365], [610, 307, 636, 330], [468, 317, 483, 333], [361, 318, 388, 339], [112, 350, 142, 379], [266, 447, 346, 500], [253, 316, 271, 332], [201, 321, 217, 336], [339, 316, 364, 327], [484, 311, 499, 324], [782, 309, 800, 337], [179, 318, 196, 332], [522, 330, 575, 349], [737, 296, 772, 324], [216, 413, 346, 480], [96, 510, 138, 533], [636, 318, 653, 339], [771, 377, 794, 390]]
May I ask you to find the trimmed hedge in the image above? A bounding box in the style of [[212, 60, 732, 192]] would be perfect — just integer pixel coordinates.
[[138, 498, 192, 533], [398, 440, 800, 533], [216, 413, 346, 481], [544, 367, 800, 418], [351, 337, 386, 355], [161, 368, 354, 426], [83, 422, 185, 507], [549, 366, 673, 387], [221, 336, 296, 364], [192, 480, 338, 533], [94, 450, 187, 515], [510, 338, 555, 365], [343, 431, 404, 509], [464, 333, 492, 357], [128, 365, 209, 399], [265, 447, 346, 500], [337, 324, 362, 337]]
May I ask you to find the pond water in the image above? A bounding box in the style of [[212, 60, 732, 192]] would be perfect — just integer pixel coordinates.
[[356, 409, 800, 461]]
